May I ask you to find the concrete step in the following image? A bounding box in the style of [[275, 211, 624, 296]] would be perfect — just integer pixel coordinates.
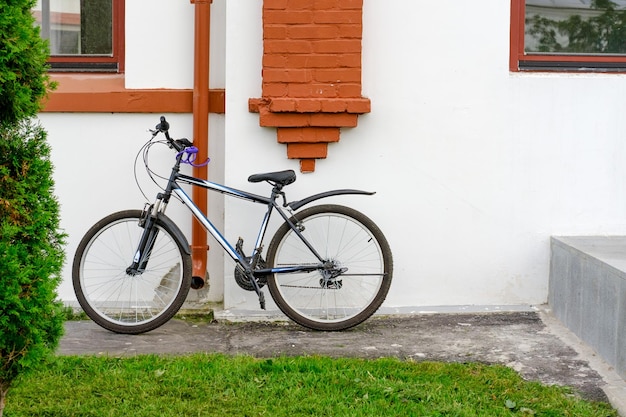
[[550, 236, 626, 381]]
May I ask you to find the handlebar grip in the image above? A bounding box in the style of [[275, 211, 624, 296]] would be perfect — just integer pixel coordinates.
[[156, 116, 169, 132]]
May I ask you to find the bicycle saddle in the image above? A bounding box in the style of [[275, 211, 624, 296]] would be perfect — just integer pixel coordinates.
[[248, 170, 296, 186]]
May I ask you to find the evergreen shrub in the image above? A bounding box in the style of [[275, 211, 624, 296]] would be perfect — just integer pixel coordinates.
[[0, 121, 66, 414], [0, 0, 54, 125]]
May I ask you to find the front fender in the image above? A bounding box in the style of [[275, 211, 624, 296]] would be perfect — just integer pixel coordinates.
[[287, 189, 375, 211]]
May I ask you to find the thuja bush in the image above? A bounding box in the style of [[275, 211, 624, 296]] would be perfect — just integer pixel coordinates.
[[0, 0, 54, 124], [0, 1, 63, 414], [0, 120, 66, 416]]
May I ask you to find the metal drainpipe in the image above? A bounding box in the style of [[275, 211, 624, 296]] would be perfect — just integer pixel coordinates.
[[190, 0, 211, 289]]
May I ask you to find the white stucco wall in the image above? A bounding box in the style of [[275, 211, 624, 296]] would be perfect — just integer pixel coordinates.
[[40, 0, 626, 314]]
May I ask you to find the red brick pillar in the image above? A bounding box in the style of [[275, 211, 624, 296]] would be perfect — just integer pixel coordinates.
[[249, 0, 370, 173]]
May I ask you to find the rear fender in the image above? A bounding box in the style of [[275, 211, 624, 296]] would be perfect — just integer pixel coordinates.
[[287, 189, 375, 211]]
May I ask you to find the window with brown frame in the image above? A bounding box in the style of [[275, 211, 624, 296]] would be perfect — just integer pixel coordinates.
[[32, 0, 125, 73], [510, 0, 626, 72]]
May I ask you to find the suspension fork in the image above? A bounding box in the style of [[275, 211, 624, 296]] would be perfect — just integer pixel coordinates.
[[126, 200, 163, 275], [126, 158, 181, 276]]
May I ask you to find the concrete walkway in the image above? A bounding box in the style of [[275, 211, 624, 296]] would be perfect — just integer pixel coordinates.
[[58, 309, 626, 415]]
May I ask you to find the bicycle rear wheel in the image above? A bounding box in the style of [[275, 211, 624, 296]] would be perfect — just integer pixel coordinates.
[[72, 210, 192, 334], [266, 204, 393, 331]]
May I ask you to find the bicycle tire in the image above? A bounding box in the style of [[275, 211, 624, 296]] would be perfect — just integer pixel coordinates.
[[266, 204, 393, 331], [72, 210, 192, 334]]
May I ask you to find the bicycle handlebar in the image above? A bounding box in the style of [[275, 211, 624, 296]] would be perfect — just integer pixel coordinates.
[[153, 116, 210, 167]]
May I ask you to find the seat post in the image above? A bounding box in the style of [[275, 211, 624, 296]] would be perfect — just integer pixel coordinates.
[[271, 183, 288, 207]]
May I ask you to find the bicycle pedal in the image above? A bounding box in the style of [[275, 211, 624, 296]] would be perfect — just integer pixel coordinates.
[[258, 291, 266, 310]]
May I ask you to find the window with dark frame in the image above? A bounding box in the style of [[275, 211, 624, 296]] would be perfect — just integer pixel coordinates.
[[32, 0, 124, 73], [511, 0, 626, 72]]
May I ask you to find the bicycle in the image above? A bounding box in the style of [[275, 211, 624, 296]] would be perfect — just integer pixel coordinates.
[[72, 117, 393, 334]]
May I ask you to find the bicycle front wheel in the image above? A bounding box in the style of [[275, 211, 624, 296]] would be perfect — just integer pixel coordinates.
[[266, 204, 393, 331], [72, 210, 192, 334]]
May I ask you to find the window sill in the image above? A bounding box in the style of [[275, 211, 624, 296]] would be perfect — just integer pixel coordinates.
[[42, 73, 225, 113]]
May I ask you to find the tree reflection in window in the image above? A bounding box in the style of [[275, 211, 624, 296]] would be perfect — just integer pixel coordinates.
[[526, 0, 626, 54]]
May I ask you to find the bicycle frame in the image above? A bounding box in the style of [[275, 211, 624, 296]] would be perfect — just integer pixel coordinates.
[[169, 172, 323, 276]]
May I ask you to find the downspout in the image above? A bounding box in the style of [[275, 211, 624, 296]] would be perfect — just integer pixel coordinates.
[[190, 0, 211, 288]]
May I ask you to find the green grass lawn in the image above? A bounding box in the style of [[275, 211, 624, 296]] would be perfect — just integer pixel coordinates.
[[5, 354, 617, 417]]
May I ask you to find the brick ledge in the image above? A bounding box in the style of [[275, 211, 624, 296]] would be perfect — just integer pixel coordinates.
[[249, 97, 370, 172]]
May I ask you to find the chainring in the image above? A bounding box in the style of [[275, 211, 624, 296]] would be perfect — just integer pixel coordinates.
[[234, 257, 267, 291]]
